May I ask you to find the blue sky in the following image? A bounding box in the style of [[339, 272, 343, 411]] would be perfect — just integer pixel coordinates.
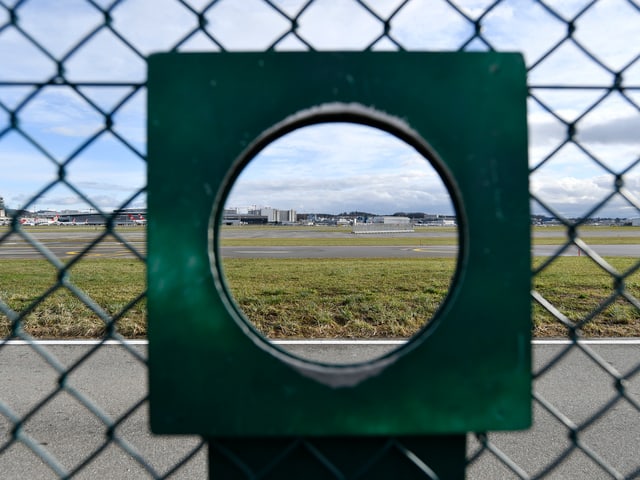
[[1, 0, 639, 218]]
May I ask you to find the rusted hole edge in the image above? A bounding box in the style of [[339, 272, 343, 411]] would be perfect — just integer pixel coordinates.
[[208, 102, 467, 387]]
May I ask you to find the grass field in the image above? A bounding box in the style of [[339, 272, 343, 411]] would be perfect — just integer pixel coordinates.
[[0, 259, 146, 338], [0, 256, 638, 338], [222, 257, 454, 338], [533, 257, 640, 337]]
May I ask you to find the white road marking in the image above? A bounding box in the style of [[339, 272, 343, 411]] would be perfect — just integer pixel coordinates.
[[273, 340, 406, 345], [2, 339, 639, 346], [2, 340, 149, 345], [232, 250, 291, 254], [531, 339, 640, 345]]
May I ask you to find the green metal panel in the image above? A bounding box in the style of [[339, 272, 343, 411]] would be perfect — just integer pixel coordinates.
[[147, 52, 531, 436]]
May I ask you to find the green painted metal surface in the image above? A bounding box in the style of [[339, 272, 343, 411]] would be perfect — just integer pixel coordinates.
[[147, 52, 530, 436]]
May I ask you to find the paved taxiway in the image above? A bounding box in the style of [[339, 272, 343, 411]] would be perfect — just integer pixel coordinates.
[[0, 229, 638, 259], [0, 230, 146, 260], [221, 244, 640, 258], [0, 341, 638, 479], [1, 227, 638, 477]]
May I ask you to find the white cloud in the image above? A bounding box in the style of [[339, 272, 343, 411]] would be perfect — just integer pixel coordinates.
[[205, 0, 292, 50], [226, 123, 454, 214], [390, 0, 476, 50], [64, 29, 146, 82], [296, 0, 383, 50], [573, 0, 640, 72], [0, 128, 145, 211], [112, 0, 198, 54], [16, 0, 104, 58], [528, 41, 613, 86], [0, 0, 637, 219], [531, 171, 640, 218], [0, 28, 56, 82], [481, 1, 566, 64]]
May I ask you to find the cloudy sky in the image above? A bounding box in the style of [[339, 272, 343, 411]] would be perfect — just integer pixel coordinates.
[[227, 122, 456, 215], [1, 0, 638, 218]]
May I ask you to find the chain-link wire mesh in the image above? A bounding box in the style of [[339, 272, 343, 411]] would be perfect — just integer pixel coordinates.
[[0, 0, 639, 478]]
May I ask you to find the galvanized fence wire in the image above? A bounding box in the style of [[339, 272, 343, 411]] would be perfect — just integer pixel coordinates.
[[0, 0, 638, 478]]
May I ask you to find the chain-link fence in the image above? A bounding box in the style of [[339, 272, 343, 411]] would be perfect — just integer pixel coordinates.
[[1, 0, 639, 478]]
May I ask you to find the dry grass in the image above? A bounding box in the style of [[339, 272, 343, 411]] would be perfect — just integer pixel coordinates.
[[222, 258, 455, 338], [1, 255, 638, 338], [533, 257, 640, 337], [0, 259, 145, 338]]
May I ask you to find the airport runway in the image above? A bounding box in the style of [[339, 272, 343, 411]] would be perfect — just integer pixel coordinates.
[[1, 228, 638, 477], [0, 230, 638, 259], [0, 230, 146, 260], [0, 341, 638, 479], [221, 244, 640, 258]]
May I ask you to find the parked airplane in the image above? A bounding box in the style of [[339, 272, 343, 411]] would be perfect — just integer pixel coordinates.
[[128, 214, 147, 225], [19, 216, 61, 226], [36, 215, 59, 225], [56, 217, 77, 226]]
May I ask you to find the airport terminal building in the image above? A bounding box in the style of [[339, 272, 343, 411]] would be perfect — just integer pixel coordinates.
[[15, 208, 147, 226], [223, 207, 297, 225]]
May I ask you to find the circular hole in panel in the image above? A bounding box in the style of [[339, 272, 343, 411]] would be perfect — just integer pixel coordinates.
[[212, 106, 461, 372]]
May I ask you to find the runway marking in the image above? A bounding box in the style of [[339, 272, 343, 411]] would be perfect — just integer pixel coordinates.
[[65, 250, 142, 257], [411, 247, 457, 253], [3, 339, 639, 346], [232, 250, 291, 254]]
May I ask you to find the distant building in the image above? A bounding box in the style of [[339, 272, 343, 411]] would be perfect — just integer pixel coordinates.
[[371, 216, 411, 224], [0, 195, 5, 218], [436, 218, 456, 226], [260, 208, 296, 224], [353, 216, 414, 234], [260, 207, 276, 222], [632, 218, 640, 227], [279, 209, 296, 223]]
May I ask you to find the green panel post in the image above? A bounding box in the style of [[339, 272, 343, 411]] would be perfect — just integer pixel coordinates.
[[147, 52, 530, 478]]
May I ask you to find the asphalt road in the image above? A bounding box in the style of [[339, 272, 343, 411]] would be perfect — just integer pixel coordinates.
[[0, 230, 146, 260], [0, 229, 638, 259], [220, 244, 640, 258], [0, 341, 638, 479], [1, 228, 638, 477]]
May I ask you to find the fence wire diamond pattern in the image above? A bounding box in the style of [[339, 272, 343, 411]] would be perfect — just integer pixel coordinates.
[[1, 0, 639, 478]]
